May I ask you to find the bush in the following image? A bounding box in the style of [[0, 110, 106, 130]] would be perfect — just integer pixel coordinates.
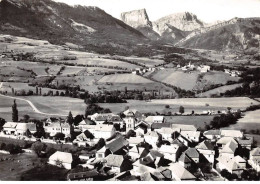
[[31, 141, 47, 157], [54, 133, 65, 140]]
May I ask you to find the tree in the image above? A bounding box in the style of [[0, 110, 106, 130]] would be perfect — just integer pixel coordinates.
[[179, 106, 185, 114], [165, 105, 170, 109], [0, 117, 6, 131], [39, 88, 42, 95], [67, 111, 74, 126], [23, 114, 30, 123], [54, 132, 65, 140], [31, 141, 46, 157], [12, 100, 18, 122], [36, 87, 38, 95]]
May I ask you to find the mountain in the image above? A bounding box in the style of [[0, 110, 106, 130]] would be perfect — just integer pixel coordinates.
[[154, 12, 205, 32], [121, 9, 161, 41], [0, 0, 148, 55], [121, 10, 204, 44], [177, 17, 260, 52]]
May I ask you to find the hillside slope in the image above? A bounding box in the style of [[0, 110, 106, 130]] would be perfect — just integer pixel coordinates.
[[177, 18, 260, 52], [0, 0, 148, 55]]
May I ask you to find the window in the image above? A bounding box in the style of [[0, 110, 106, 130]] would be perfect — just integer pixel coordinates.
[[98, 154, 103, 158]]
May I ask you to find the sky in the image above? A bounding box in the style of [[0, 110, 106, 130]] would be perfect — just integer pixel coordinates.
[[54, 0, 260, 23]]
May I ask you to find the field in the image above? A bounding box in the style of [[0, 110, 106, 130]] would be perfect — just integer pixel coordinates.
[[98, 73, 153, 84], [0, 152, 45, 181], [197, 83, 243, 97], [22, 96, 86, 116], [151, 69, 240, 91], [115, 55, 165, 67], [0, 95, 56, 121], [98, 97, 258, 114], [151, 69, 199, 90]]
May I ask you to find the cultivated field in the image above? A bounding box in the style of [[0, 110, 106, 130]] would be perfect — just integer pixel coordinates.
[[22, 96, 86, 116], [152, 69, 198, 90], [197, 83, 243, 97], [99, 97, 259, 114], [98, 73, 153, 84], [151, 69, 240, 91]]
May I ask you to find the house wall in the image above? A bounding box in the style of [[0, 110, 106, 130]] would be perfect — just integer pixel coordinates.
[[198, 149, 215, 164], [164, 153, 177, 162], [3, 128, 16, 135], [129, 152, 140, 160], [96, 152, 106, 159]]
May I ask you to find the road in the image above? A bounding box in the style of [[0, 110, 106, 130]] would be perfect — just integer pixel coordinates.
[[0, 82, 67, 117]]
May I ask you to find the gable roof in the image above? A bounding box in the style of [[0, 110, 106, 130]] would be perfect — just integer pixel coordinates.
[[144, 131, 160, 138], [221, 139, 238, 154], [171, 124, 197, 131], [203, 129, 221, 136], [179, 153, 192, 163], [3, 122, 17, 128], [106, 136, 128, 153], [95, 124, 114, 132], [48, 123, 70, 129], [108, 115, 122, 122], [184, 148, 200, 158], [105, 154, 125, 167], [159, 144, 180, 154], [217, 155, 244, 171], [151, 123, 171, 129], [145, 116, 164, 123], [251, 147, 260, 156], [128, 137, 144, 145], [217, 137, 237, 145], [96, 146, 107, 153], [79, 119, 96, 125], [220, 129, 243, 138], [168, 163, 196, 180], [180, 131, 200, 139], [237, 136, 253, 145], [196, 140, 214, 150], [49, 151, 73, 164]]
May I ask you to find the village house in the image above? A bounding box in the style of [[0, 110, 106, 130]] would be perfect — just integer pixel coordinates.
[[178, 153, 193, 169], [237, 136, 253, 150], [180, 130, 201, 143], [123, 109, 142, 119], [67, 170, 102, 181], [15, 123, 37, 136], [216, 137, 237, 148], [128, 146, 149, 161], [108, 115, 124, 128], [48, 151, 74, 170], [96, 146, 109, 159], [167, 163, 196, 181], [104, 154, 133, 174], [145, 116, 164, 124], [219, 139, 238, 158], [248, 147, 260, 172], [217, 155, 246, 175], [220, 129, 243, 138], [93, 124, 116, 139], [184, 148, 200, 164], [196, 140, 215, 164], [124, 111, 136, 133], [158, 144, 181, 162], [44, 122, 71, 137], [128, 137, 145, 147], [157, 127, 174, 141], [203, 130, 221, 141], [78, 119, 96, 130], [131, 160, 157, 176], [106, 136, 129, 155], [2, 122, 17, 135], [144, 131, 161, 148]]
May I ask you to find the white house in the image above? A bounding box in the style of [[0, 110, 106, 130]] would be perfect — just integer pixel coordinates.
[[44, 123, 71, 137], [128, 137, 145, 147], [144, 131, 161, 148], [157, 127, 173, 141], [248, 147, 260, 172], [219, 139, 238, 158], [128, 146, 149, 161], [180, 131, 201, 143], [145, 116, 164, 124], [168, 163, 196, 181], [15, 123, 37, 136], [48, 151, 73, 170], [196, 140, 215, 164], [158, 144, 181, 162], [2, 122, 17, 135], [217, 155, 246, 175], [220, 129, 243, 138]]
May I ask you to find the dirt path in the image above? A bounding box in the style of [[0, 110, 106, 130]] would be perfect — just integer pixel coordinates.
[[0, 82, 67, 117]]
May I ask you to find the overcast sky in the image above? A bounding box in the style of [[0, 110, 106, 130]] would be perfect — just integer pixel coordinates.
[[54, 0, 260, 23]]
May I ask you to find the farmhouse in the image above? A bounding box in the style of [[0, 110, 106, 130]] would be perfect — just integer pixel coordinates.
[[168, 163, 196, 181], [145, 116, 164, 124], [48, 151, 73, 170], [128, 146, 149, 160], [44, 122, 71, 137], [248, 147, 260, 172], [196, 140, 215, 164], [217, 155, 246, 174], [2, 122, 17, 135], [220, 130, 243, 138], [15, 123, 37, 136], [158, 144, 181, 162], [104, 154, 133, 174]]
